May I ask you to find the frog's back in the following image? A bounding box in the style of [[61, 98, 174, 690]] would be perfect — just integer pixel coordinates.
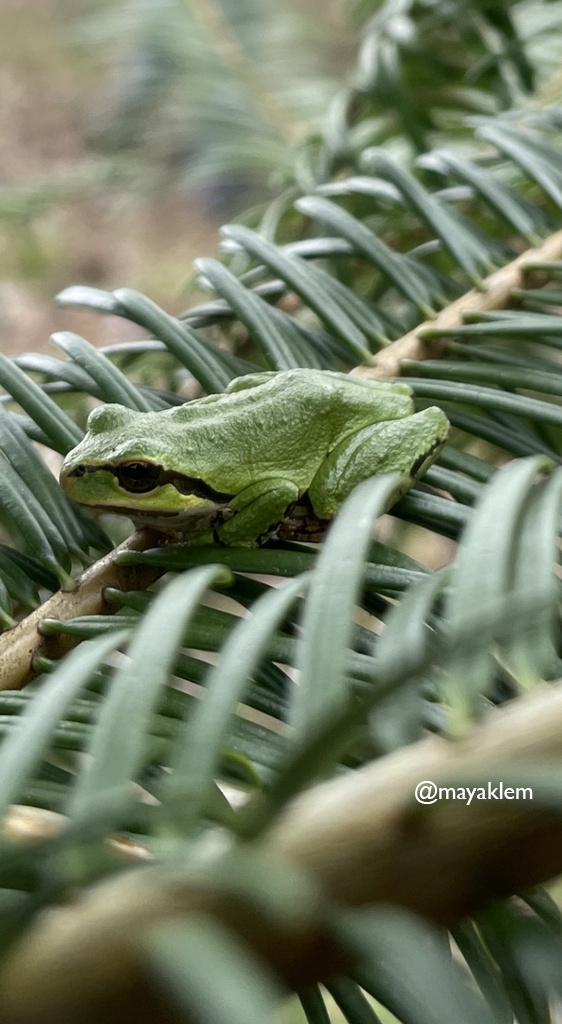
[[164, 369, 414, 491], [181, 369, 412, 430]]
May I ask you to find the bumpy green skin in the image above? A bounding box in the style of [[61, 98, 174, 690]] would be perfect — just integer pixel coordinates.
[[60, 369, 449, 545]]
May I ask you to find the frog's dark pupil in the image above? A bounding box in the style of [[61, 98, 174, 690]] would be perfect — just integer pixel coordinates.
[[116, 462, 160, 493]]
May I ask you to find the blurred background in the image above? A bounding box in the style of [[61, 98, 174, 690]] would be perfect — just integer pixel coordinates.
[[0, 0, 353, 354]]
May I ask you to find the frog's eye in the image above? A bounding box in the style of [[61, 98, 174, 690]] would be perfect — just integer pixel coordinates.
[[116, 462, 161, 493]]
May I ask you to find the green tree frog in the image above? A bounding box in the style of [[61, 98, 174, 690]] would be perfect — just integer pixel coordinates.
[[60, 369, 449, 545]]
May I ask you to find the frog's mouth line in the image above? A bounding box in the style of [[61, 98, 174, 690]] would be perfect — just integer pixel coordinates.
[[66, 462, 234, 503], [69, 501, 237, 533], [85, 504, 193, 519]]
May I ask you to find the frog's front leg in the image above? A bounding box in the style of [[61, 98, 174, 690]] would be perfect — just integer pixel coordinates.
[[308, 407, 449, 519], [213, 479, 299, 545]]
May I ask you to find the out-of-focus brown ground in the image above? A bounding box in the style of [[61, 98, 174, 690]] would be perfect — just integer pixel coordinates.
[[0, 0, 352, 357], [0, 0, 358, 356], [0, 0, 228, 355]]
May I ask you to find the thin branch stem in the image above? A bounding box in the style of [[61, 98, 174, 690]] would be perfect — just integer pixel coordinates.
[[351, 227, 562, 379], [0, 531, 162, 691]]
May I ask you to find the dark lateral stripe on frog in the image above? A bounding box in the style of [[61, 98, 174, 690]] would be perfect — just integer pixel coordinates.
[[67, 463, 234, 503], [409, 436, 446, 478]]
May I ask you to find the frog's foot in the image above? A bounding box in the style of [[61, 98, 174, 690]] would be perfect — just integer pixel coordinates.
[[212, 479, 299, 546], [276, 494, 332, 543]]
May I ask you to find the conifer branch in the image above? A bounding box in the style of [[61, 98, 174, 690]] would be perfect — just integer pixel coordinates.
[[352, 228, 562, 379]]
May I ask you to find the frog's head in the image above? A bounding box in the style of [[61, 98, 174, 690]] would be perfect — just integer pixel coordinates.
[[59, 404, 232, 525]]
